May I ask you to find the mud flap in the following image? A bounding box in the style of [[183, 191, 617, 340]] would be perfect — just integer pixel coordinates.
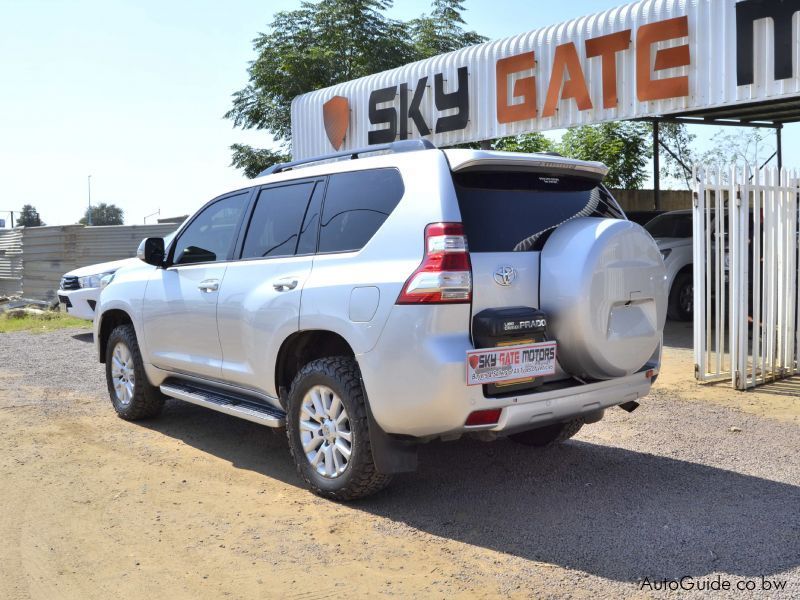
[[362, 387, 418, 474]]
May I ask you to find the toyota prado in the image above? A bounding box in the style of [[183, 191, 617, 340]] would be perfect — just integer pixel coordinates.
[[95, 140, 667, 500]]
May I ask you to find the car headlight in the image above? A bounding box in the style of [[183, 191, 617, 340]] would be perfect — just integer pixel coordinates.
[[100, 272, 116, 289], [78, 270, 117, 289], [660, 248, 672, 261]]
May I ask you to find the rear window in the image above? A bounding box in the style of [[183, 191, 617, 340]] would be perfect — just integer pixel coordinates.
[[453, 171, 624, 252], [644, 213, 692, 239], [318, 168, 404, 253]]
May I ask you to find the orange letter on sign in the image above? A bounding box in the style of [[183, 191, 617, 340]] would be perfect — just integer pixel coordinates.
[[542, 42, 593, 118], [585, 30, 631, 109], [636, 16, 690, 102], [496, 52, 537, 123]]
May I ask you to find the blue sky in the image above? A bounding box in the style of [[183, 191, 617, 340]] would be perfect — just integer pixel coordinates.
[[0, 0, 793, 226]]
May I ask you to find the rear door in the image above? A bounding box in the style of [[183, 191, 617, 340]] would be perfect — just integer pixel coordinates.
[[217, 178, 324, 398]]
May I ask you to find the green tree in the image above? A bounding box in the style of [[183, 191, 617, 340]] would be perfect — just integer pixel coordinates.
[[226, 0, 483, 177], [492, 133, 555, 154], [80, 203, 124, 226], [230, 144, 290, 179], [410, 0, 485, 58], [17, 204, 44, 227], [558, 122, 652, 189], [656, 123, 697, 190], [699, 128, 775, 169]]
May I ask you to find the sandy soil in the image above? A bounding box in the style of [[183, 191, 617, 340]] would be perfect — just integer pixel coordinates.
[[0, 324, 797, 599]]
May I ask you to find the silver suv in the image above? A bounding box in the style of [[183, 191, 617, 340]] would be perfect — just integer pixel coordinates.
[[95, 140, 667, 500]]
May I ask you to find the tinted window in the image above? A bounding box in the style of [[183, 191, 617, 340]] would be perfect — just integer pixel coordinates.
[[453, 171, 624, 252], [644, 213, 692, 239], [318, 169, 404, 253], [296, 183, 325, 255], [173, 193, 248, 265], [241, 182, 315, 259]]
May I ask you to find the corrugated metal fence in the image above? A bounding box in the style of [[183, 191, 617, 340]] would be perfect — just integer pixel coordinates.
[[0, 224, 178, 301], [0, 229, 23, 297]]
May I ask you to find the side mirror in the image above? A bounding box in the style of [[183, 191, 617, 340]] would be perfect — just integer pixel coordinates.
[[137, 237, 165, 267]]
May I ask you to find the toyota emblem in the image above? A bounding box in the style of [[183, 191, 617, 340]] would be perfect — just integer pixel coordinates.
[[494, 266, 517, 286]]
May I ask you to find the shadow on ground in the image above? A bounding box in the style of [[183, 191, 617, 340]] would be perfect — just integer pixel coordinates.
[[663, 319, 693, 350], [145, 401, 800, 583], [756, 377, 800, 398], [71, 332, 94, 343]]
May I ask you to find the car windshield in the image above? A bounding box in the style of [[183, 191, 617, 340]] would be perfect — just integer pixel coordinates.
[[645, 213, 692, 238]]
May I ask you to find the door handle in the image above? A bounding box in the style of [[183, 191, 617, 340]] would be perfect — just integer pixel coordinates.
[[273, 277, 299, 292], [198, 279, 220, 293]]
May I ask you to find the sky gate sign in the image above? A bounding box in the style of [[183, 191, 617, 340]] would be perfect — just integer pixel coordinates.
[[291, 0, 800, 159]]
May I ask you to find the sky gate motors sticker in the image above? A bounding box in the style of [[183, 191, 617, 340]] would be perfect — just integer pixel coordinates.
[[466, 342, 557, 387]]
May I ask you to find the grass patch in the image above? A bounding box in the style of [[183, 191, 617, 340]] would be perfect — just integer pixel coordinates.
[[0, 311, 91, 333]]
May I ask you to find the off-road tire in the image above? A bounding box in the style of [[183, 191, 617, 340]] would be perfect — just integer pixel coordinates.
[[105, 324, 165, 420], [286, 357, 391, 501], [667, 272, 693, 322], [509, 419, 584, 447]]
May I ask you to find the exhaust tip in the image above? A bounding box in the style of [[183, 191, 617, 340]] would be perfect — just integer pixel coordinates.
[[618, 401, 640, 413]]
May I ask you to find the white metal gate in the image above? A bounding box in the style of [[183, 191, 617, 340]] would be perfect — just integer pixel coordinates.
[[693, 165, 800, 389]]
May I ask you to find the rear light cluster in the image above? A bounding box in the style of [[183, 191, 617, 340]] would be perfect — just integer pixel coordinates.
[[396, 222, 472, 304]]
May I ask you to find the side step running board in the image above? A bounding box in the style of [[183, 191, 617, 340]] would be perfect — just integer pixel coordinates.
[[160, 382, 286, 427]]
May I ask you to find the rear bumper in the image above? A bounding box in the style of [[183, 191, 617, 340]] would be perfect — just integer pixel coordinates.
[[58, 288, 98, 320], [358, 305, 657, 438]]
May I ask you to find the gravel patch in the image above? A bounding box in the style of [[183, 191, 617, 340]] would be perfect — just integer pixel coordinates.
[[0, 328, 798, 598]]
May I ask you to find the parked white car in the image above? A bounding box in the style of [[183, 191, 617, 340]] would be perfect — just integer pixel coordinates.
[[58, 258, 137, 320], [58, 234, 175, 320], [644, 210, 693, 321]]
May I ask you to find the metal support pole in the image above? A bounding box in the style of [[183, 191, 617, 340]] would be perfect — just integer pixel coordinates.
[[776, 125, 783, 171], [9, 212, 13, 228], [653, 120, 661, 210], [87, 175, 93, 226]]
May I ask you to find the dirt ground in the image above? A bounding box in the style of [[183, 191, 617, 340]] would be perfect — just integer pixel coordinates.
[[0, 323, 798, 599]]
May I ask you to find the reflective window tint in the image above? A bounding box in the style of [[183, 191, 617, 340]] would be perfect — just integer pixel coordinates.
[[296, 183, 325, 255], [173, 193, 248, 265], [318, 169, 404, 253], [242, 183, 315, 259], [453, 172, 624, 252]]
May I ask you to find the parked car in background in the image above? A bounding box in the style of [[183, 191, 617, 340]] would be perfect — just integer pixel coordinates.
[[59, 258, 137, 320], [644, 210, 693, 321], [59, 233, 175, 320]]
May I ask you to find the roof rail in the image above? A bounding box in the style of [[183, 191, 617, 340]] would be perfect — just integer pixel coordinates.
[[257, 139, 437, 177]]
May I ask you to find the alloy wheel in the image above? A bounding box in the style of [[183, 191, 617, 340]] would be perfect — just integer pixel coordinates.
[[299, 385, 352, 479]]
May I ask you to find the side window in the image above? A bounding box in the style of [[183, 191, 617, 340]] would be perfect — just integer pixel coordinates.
[[241, 182, 316, 259], [296, 183, 325, 255], [173, 193, 248, 265], [318, 169, 404, 254]]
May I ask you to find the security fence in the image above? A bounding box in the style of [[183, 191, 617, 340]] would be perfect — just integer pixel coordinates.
[[693, 165, 800, 390], [0, 224, 178, 301]]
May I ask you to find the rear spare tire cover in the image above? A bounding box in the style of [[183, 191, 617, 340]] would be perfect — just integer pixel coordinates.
[[539, 217, 667, 380]]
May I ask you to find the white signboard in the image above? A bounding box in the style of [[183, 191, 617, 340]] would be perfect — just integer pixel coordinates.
[[291, 0, 800, 159]]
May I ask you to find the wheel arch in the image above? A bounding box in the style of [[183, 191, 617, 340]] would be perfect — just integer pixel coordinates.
[[275, 330, 355, 407], [670, 264, 693, 293], [97, 309, 134, 363]]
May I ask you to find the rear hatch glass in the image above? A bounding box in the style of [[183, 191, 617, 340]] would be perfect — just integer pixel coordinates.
[[453, 171, 624, 252]]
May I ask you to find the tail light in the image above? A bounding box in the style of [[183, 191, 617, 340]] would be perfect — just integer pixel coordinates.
[[396, 222, 472, 304]]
